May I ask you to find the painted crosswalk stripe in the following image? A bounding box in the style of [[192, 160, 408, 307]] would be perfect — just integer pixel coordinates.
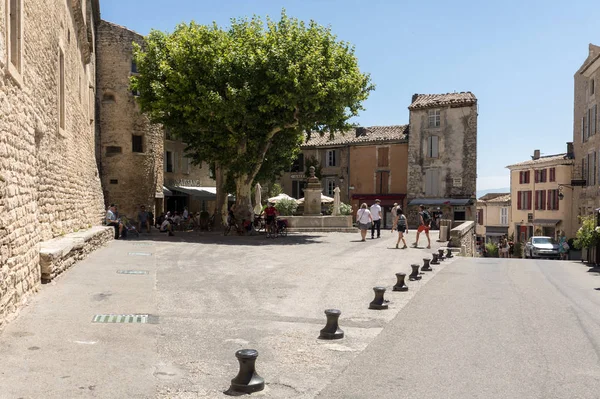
[[127, 252, 152, 256]]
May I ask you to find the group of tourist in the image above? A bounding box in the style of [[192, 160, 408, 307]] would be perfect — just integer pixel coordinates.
[[356, 201, 432, 249]]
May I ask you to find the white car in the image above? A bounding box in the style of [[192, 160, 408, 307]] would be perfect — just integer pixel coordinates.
[[524, 236, 560, 259]]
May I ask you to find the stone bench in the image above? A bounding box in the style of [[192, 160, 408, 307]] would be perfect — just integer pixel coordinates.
[[39, 226, 114, 282]]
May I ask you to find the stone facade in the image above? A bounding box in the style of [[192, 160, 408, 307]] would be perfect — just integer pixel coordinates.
[[407, 93, 478, 227], [96, 20, 164, 220], [572, 44, 600, 222], [449, 221, 476, 256], [0, 0, 105, 328]]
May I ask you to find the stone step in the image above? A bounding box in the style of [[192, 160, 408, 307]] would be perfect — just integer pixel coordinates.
[[287, 227, 358, 233]]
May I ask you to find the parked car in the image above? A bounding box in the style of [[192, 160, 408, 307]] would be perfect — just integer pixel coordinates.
[[524, 236, 560, 259]]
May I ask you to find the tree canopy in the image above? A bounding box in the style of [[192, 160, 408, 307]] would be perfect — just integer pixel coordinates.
[[131, 10, 373, 216]]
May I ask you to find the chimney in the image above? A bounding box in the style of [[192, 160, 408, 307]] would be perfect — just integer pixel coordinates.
[[567, 142, 574, 159], [411, 93, 419, 103], [533, 149, 540, 160]]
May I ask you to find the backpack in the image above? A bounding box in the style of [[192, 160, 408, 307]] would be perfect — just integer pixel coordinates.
[[421, 210, 431, 224]]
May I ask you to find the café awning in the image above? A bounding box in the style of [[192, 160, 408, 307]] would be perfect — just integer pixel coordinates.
[[533, 219, 561, 226]]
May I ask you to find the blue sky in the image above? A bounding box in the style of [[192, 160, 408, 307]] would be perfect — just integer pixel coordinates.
[[100, 0, 600, 190]]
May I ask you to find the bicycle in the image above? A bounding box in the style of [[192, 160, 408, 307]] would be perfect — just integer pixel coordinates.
[[265, 218, 278, 238], [224, 219, 241, 236], [253, 215, 266, 233]]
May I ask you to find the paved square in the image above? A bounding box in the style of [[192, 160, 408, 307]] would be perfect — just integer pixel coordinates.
[[0, 230, 452, 398]]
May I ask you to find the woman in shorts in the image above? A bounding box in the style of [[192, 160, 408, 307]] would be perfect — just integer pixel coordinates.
[[356, 203, 373, 242], [393, 207, 408, 249]]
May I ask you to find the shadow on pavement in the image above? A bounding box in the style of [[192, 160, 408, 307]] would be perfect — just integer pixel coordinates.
[[119, 230, 325, 246]]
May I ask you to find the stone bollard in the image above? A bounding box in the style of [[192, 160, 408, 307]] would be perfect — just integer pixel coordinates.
[[421, 258, 432, 272], [369, 287, 389, 309], [438, 248, 445, 261], [431, 253, 440, 265], [229, 349, 265, 394], [393, 273, 408, 291], [319, 309, 344, 340], [409, 264, 422, 281], [446, 248, 454, 258]]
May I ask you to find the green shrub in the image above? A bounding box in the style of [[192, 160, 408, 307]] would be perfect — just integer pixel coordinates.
[[574, 215, 599, 249], [485, 242, 498, 257], [275, 198, 298, 216], [326, 202, 353, 215]]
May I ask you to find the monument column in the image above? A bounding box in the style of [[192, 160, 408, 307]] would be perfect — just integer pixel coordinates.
[[303, 166, 322, 216]]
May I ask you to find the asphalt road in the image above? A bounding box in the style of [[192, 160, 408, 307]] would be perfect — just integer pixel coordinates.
[[1, 230, 600, 398]]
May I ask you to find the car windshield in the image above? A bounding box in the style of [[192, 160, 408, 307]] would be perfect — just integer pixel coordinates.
[[533, 237, 555, 244]]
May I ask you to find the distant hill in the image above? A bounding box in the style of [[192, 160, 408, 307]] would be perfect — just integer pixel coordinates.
[[476, 188, 510, 199]]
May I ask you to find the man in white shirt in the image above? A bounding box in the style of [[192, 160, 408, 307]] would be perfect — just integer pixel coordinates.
[[105, 204, 123, 239], [370, 199, 382, 239]]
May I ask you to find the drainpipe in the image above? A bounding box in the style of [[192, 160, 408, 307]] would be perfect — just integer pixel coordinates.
[[346, 144, 350, 203]]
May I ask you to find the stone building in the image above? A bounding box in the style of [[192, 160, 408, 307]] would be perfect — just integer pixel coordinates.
[[96, 21, 215, 219], [96, 20, 164, 220], [572, 44, 600, 220], [0, 0, 105, 327], [406, 93, 478, 226], [506, 148, 575, 242]]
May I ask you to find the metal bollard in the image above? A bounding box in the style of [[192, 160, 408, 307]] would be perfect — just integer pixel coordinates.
[[421, 258, 432, 272], [438, 248, 445, 261], [409, 264, 422, 281], [369, 287, 389, 309], [446, 248, 454, 258], [319, 309, 344, 340], [431, 253, 440, 265], [393, 273, 408, 291], [229, 349, 265, 394]]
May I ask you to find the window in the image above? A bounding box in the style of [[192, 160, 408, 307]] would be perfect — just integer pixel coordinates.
[[594, 104, 598, 135], [327, 150, 337, 167], [59, 48, 65, 129], [519, 171, 530, 184], [428, 109, 441, 128], [477, 209, 483, 225], [582, 116, 586, 142], [165, 151, 173, 173], [589, 108, 593, 137], [424, 169, 440, 196], [106, 146, 122, 155], [325, 179, 336, 196], [109, 179, 118, 185], [376, 171, 390, 194], [131, 60, 138, 73], [183, 157, 191, 175], [549, 167, 556, 182], [535, 190, 546, 210], [292, 181, 306, 199], [517, 190, 532, 210], [500, 207, 508, 225], [547, 189, 559, 210], [427, 136, 439, 158], [131, 88, 140, 97], [132, 135, 143, 153], [592, 79, 595, 95], [377, 147, 389, 167], [290, 153, 304, 172], [9, 0, 23, 74]]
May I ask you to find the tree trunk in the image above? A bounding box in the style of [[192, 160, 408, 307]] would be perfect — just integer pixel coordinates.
[[235, 175, 254, 223], [214, 163, 227, 229]]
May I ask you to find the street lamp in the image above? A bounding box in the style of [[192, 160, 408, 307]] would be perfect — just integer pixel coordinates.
[[557, 184, 573, 201]]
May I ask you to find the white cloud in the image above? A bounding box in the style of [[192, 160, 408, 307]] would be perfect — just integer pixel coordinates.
[[477, 175, 510, 191]]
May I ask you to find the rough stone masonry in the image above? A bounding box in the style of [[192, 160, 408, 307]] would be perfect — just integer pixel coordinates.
[[0, 0, 105, 329]]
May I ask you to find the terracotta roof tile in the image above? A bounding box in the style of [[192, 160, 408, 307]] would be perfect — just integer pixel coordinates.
[[301, 125, 409, 148], [408, 92, 477, 110], [478, 193, 509, 201], [506, 153, 572, 168], [486, 194, 511, 203]]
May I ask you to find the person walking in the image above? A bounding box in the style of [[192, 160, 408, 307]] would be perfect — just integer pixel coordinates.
[[393, 207, 408, 249], [138, 205, 151, 233], [356, 203, 373, 242], [370, 199, 382, 239], [412, 205, 431, 249]]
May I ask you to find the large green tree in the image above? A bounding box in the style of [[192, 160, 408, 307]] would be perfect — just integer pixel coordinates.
[[132, 11, 373, 220]]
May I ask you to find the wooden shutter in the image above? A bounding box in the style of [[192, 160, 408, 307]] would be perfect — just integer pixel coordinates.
[[519, 172, 523, 184], [428, 136, 439, 158], [378, 147, 389, 167], [382, 171, 389, 194], [547, 190, 551, 210], [517, 191, 522, 209], [555, 190, 559, 210], [535, 191, 539, 209], [582, 116, 585, 142], [594, 104, 598, 134], [527, 191, 532, 210], [535, 170, 539, 183]]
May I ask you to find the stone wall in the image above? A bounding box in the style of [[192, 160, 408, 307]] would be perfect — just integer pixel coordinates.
[[449, 221, 476, 256], [96, 20, 165, 220], [0, 0, 105, 329]]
